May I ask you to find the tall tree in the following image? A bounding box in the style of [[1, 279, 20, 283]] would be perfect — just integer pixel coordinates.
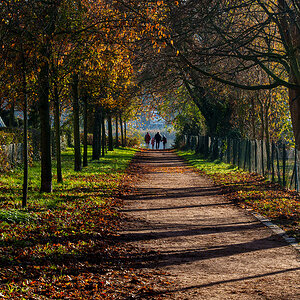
[[72, 72, 82, 171]]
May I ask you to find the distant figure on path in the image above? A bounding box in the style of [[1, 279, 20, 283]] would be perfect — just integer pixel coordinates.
[[162, 135, 167, 150], [144, 132, 151, 148], [151, 137, 155, 149], [154, 132, 162, 149]]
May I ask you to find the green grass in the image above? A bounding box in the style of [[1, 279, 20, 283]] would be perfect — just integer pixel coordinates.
[[0, 146, 140, 298], [0, 146, 137, 211]]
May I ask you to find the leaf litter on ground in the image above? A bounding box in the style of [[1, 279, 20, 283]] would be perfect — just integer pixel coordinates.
[[0, 148, 170, 299]]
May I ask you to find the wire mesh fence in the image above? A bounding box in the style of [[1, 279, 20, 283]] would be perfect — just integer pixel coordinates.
[[180, 135, 300, 193]]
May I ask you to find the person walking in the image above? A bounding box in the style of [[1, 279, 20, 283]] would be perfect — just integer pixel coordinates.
[[151, 137, 155, 150], [154, 132, 162, 149], [162, 135, 167, 150], [144, 132, 151, 148]]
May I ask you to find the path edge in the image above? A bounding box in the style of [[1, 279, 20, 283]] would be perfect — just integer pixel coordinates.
[[249, 210, 300, 253]]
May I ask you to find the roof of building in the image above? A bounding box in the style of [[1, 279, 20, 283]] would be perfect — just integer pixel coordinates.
[[0, 116, 6, 127]]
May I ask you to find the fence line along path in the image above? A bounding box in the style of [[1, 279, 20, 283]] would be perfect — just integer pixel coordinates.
[[120, 150, 300, 300]]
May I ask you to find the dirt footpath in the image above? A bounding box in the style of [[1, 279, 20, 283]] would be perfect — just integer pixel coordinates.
[[120, 150, 300, 299]]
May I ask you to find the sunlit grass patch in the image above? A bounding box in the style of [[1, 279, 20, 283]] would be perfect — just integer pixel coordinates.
[[0, 208, 37, 224], [0, 146, 139, 298]]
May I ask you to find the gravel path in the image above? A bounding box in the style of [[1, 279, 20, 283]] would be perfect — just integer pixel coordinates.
[[120, 150, 300, 299]]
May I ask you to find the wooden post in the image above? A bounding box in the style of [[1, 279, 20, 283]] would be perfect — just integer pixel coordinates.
[[254, 139, 258, 172], [271, 141, 275, 182], [283, 143, 286, 187], [243, 140, 248, 170], [248, 140, 252, 173], [276, 144, 281, 184]]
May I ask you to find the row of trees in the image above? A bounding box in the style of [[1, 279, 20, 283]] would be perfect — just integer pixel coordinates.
[[0, 0, 167, 205], [133, 0, 299, 149], [1, 0, 299, 204]]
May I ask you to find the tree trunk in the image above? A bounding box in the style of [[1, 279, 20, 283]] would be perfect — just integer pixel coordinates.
[[21, 53, 28, 207], [53, 81, 62, 183], [9, 100, 15, 128], [289, 86, 300, 150], [120, 113, 124, 147], [101, 108, 106, 157], [83, 91, 88, 167], [250, 97, 256, 139], [124, 120, 127, 147], [72, 73, 82, 171], [38, 44, 52, 193], [278, 0, 300, 149], [115, 115, 119, 147], [265, 94, 271, 171], [265, 108, 271, 171], [92, 106, 100, 160], [107, 113, 113, 151]]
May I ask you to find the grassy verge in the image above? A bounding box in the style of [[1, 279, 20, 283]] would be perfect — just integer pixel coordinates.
[[177, 150, 300, 243], [0, 147, 164, 299]]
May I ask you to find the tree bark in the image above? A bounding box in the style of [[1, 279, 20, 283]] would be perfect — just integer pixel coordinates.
[[101, 108, 106, 157], [115, 115, 119, 147], [53, 80, 62, 183], [92, 106, 100, 160], [72, 73, 82, 171], [9, 100, 15, 128], [278, 0, 300, 149], [107, 113, 113, 151], [289, 87, 300, 150], [120, 113, 124, 147], [21, 52, 28, 207], [38, 44, 52, 193], [83, 91, 88, 167], [124, 119, 127, 147]]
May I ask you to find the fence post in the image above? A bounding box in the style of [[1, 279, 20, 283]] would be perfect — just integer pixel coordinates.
[[227, 138, 230, 164], [271, 141, 275, 182], [233, 139, 237, 165], [248, 140, 252, 172], [282, 142, 286, 187], [204, 135, 209, 157], [276, 143, 281, 184], [243, 140, 248, 170], [294, 145, 299, 192], [261, 140, 265, 177], [254, 140, 257, 172]]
